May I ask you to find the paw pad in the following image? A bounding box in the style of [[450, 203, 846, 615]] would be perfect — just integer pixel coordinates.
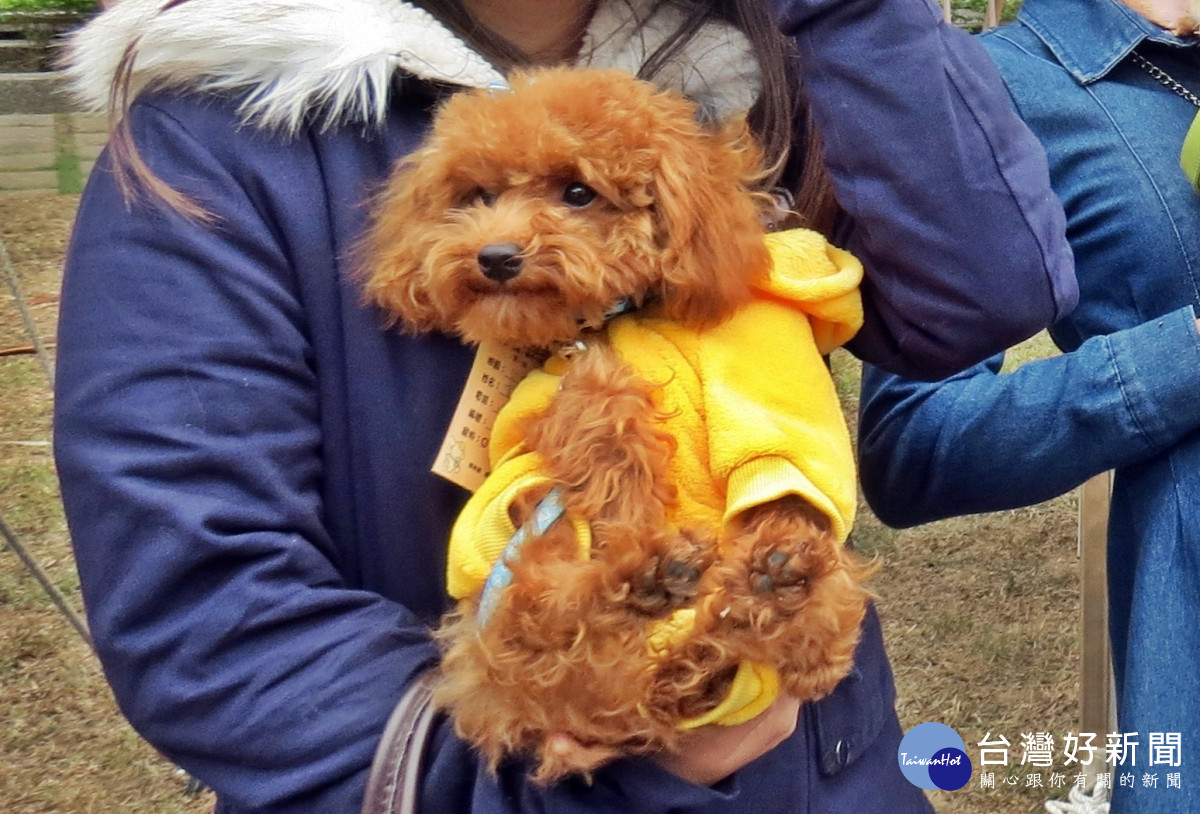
[[626, 546, 710, 615], [749, 546, 814, 595]]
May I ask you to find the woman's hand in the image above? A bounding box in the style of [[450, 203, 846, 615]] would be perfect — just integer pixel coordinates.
[[648, 693, 802, 787]]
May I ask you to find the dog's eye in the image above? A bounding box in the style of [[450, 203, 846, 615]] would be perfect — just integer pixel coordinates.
[[470, 188, 497, 207], [562, 182, 597, 208]]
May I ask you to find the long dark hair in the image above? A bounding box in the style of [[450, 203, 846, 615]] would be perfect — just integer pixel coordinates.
[[105, 0, 834, 231]]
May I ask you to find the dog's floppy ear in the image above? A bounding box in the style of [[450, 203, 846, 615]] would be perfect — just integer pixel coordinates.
[[356, 146, 454, 333], [650, 115, 771, 326]]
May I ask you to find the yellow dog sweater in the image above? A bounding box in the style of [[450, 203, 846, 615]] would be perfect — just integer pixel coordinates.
[[447, 227, 864, 727]]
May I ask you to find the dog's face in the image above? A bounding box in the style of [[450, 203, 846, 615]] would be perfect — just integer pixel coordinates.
[[361, 68, 772, 349]]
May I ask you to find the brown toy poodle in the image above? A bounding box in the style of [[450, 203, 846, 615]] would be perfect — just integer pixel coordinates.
[[360, 66, 873, 783]]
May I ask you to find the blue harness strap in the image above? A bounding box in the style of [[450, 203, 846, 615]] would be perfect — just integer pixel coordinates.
[[476, 486, 567, 626]]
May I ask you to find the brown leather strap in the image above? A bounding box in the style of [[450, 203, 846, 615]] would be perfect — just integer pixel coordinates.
[[362, 670, 440, 814]]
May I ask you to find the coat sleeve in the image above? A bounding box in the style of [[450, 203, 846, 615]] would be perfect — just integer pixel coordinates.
[[767, 0, 1077, 380], [53, 100, 752, 814], [856, 307, 1200, 528]]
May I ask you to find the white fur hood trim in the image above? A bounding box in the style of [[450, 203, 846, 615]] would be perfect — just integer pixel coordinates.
[[64, 0, 505, 132], [64, 0, 759, 133]]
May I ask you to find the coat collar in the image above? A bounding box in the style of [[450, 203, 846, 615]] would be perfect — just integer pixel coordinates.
[[1015, 0, 1198, 84], [64, 0, 759, 133]]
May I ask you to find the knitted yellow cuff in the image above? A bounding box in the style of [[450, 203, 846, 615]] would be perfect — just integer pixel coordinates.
[[725, 454, 850, 543], [678, 661, 781, 729], [647, 608, 781, 730]]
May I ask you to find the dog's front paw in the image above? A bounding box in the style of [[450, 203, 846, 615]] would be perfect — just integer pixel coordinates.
[[706, 496, 834, 627], [623, 530, 714, 616], [694, 496, 872, 702], [745, 541, 820, 609]]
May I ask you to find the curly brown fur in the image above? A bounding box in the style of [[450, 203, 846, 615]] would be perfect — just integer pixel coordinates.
[[433, 529, 676, 782], [360, 67, 869, 782], [525, 341, 678, 531]]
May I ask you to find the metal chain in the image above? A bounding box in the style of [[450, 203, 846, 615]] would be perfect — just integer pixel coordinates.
[[1130, 51, 1200, 109]]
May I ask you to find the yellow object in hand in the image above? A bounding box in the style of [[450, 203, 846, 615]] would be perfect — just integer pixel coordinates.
[[1181, 110, 1200, 192]]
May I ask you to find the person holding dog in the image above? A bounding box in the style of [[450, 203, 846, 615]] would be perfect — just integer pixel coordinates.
[[53, 0, 1075, 812], [857, 0, 1200, 811]]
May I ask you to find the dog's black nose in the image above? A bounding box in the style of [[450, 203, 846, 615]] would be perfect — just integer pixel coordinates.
[[477, 243, 524, 283]]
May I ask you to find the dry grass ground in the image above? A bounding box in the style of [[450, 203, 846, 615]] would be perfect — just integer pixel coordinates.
[[1, 193, 1078, 813], [833, 342, 1079, 814], [1, 194, 214, 813]]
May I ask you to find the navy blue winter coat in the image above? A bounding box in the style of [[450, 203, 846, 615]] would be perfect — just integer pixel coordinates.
[[53, 0, 1075, 811]]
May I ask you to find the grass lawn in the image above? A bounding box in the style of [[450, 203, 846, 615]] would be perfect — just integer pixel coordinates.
[[1, 194, 215, 814], [0, 1, 97, 12]]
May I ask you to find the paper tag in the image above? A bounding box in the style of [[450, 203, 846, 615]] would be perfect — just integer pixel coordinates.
[[432, 340, 545, 492]]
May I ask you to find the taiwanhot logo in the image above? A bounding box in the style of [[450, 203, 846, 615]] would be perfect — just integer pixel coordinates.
[[898, 722, 973, 791]]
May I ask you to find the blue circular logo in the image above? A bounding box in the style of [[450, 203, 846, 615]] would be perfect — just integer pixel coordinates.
[[898, 723, 973, 791]]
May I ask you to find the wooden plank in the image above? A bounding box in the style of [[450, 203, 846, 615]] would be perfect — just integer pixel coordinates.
[[985, 0, 1002, 29], [1078, 471, 1115, 785]]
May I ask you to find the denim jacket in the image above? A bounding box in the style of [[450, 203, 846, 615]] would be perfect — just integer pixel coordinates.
[[858, 0, 1200, 809]]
